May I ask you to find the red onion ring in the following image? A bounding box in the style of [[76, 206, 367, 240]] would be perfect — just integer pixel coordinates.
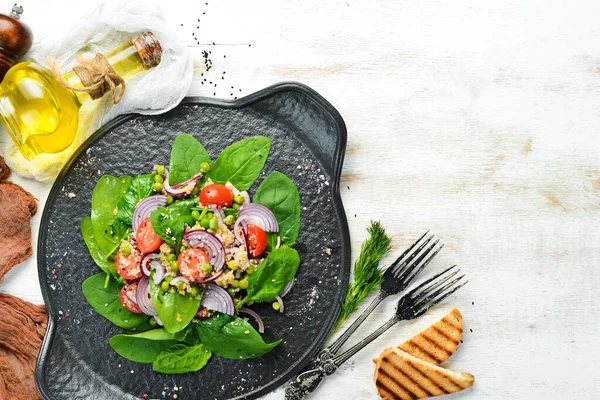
[[171, 171, 204, 190], [140, 253, 159, 276], [201, 270, 223, 284], [150, 260, 165, 285], [209, 205, 225, 224], [275, 296, 285, 313], [225, 182, 240, 196], [238, 307, 265, 333], [163, 169, 199, 197], [136, 277, 157, 316], [201, 284, 235, 315], [169, 276, 189, 286], [275, 236, 282, 249], [183, 230, 226, 271], [132, 195, 167, 232], [240, 190, 251, 204], [154, 315, 163, 326], [280, 278, 295, 298], [235, 203, 279, 233]]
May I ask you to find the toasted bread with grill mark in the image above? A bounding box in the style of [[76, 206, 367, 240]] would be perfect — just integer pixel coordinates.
[[374, 347, 474, 399], [373, 308, 463, 365]]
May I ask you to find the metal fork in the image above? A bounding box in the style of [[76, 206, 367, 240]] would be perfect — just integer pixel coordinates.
[[305, 231, 442, 371], [285, 265, 467, 399]]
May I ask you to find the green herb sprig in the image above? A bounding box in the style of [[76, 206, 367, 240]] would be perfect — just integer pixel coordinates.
[[335, 221, 392, 331]]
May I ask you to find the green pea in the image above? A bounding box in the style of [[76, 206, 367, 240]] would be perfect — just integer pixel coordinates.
[[224, 215, 235, 226], [272, 301, 281, 311], [121, 245, 131, 256], [227, 260, 238, 271], [201, 218, 210, 229], [202, 263, 213, 272], [239, 278, 249, 289], [233, 195, 245, 204], [164, 275, 173, 282], [149, 317, 157, 327], [166, 253, 176, 262], [191, 210, 201, 221], [176, 281, 185, 291], [209, 219, 218, 230], [190, 286, 200, 297], [153, 182, 164, 192], [166, 195, 174, 205], [200, 162, 211, 173], [207, 228, 216, 234], [231, 279, 240, 288], [246, 265, 255, 275], [154, 174, 164, 184], [161, 281, 170, 291], [170, 261, 179, 273], [232, 203, 240, 210], [156, 165, 165, 175]]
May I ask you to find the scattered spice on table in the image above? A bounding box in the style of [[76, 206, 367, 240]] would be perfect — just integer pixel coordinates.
[[0, 293, 48, 400]]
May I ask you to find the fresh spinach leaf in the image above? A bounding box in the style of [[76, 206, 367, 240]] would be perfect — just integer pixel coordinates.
[[166, 198, 199, 228], [264, 232, 279, 253], [81, 217, 117, 279], [253, 171, 301, 245], [195, 313, 281, 359], [245, 247, 301, 302], [91, 175, 131, 256], [117, 173, 155, 225], [149, 279, 201, 334], [82, 273, 151, 331], [169, 134, 212, 186], [150, 206, 185, 249], [207, 136, 271, 191], [109, 329, 179, 364], [152, 343, 211, 374]]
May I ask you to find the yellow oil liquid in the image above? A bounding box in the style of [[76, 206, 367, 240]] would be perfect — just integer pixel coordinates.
[[0, 41, 146, 160], [0, 62, 80, 159]]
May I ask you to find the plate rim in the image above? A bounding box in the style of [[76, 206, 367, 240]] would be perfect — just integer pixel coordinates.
[[35, 81, 350, 400]]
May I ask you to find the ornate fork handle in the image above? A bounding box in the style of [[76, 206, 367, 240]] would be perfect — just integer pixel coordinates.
[[285, 317, 399, 400], [284, 359, 338, 400]]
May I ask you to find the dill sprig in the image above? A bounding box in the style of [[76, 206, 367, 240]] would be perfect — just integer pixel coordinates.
[[334, 221, 392, 331]]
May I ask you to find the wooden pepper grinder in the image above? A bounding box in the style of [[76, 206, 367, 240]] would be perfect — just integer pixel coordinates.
[[0, 4, 33, 81]]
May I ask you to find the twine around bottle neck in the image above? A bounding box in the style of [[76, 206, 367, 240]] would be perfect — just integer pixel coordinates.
[[49, 53, 126, 104]]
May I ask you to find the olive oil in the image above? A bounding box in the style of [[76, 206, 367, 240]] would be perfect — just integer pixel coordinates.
[[0, 32, 162, 160]]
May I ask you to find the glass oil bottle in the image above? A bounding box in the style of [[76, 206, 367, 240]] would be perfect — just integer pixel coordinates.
[[0, 32, 162, 160]]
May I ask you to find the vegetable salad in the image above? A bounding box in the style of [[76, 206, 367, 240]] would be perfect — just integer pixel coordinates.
[[81, 134, 301, 374]]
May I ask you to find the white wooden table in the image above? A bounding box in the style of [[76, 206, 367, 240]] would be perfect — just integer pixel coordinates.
[[2, 1, 600, 399]]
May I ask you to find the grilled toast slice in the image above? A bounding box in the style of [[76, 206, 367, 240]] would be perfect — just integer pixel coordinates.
[[373, 308, 463, 365], [374, 347, 474, 399]]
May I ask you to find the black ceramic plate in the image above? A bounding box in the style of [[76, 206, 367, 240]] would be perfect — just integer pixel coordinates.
[[35, 82, 350, 400]]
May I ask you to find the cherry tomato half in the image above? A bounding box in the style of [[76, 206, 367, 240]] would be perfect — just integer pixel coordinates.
[[178, 248, 210, 283], [119, 281, 143, 313], [136, 217, 163, 254], [116, 245, 143, 280], [247, 224, 267, 258], [200, 183, 234, 207]]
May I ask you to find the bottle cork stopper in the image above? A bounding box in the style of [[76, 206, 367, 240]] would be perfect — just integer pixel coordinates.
[[133, 32, 162, 69]]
